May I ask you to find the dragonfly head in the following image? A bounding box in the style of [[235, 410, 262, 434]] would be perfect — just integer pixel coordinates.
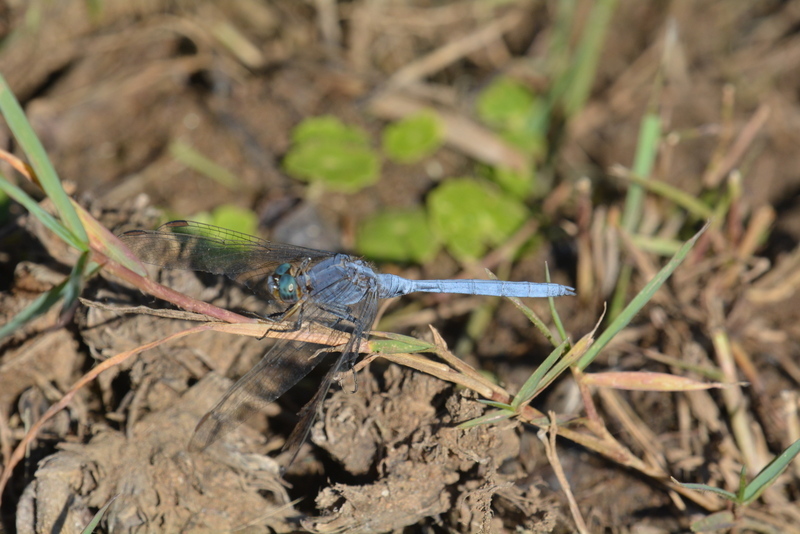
[[270, 263, 301, 304]]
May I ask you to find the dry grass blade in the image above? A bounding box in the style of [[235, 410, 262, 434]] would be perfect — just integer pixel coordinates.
[[385, 11, 519, 88], [582, 371, 728, 391], [539, 411, 589, 534]]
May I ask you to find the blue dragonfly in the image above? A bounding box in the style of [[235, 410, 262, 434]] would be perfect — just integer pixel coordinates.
[[120, 220, 574, 462]]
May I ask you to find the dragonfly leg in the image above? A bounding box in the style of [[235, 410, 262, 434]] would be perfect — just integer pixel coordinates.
[[313, 302, 358, 328], [241, 309, 282, 323]]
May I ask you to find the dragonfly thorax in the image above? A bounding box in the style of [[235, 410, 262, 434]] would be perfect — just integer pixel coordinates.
[[298, 254, 379, 307]]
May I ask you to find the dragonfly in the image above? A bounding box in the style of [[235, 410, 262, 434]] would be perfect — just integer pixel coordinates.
[[120, 220, 574, 463]]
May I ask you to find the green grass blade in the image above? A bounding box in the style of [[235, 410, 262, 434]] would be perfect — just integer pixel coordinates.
[[622, 113, 661, 232], [671, 481, 737, 502], [610, 113, 662, 321], [0, 279, 67, 340], [512, 338, 569, 410], [369, 333, 435, 355], [0, 172, 85, 251], [742, 438, 800, 504], [169, 140, 240, 190], [62, 250, 90, 315], [577, 222, 709, 370], [628, 234, 683, 256], [485, 270, 560, 346], [545, 263, 569, 343], [623, 172, 714, 219], [562, 0, 619, 117], [81, 495, 118, 534], [478, 400, 514, 410], [0, 74, 87, 243], [457, 409, 513, 429]]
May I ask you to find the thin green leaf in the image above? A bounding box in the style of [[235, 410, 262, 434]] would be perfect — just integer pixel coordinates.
[[75, 203, 147, 276], [512, 338, 569, 409], [577, 222, 710, 370], [622, 171, 714, 219], [369, 333, 435, 355], [538, 338, 590, 393], [671, 481, 737, 501], [81, 494, 118, 534], [561, 0, 618, 117], [622, 113, 661, 232], [477, 400, 514, 410], [457, 409, 513, 429], [0, 173, 86, 251], [62, 250, 90, 316], [737, 465, 748, 502], [169, 141, 240, 190], [628, 234, 683, 256], [741, 438, 800, 504], [611, 111, 661, 321], [545, 263, 569, 343], [0, 279, 67, 340], [485, 269, 559, 346], [0, 74, 87, 242]]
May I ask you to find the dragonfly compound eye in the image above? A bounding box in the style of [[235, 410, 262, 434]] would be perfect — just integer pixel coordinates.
[[274, 264, 299, 303], [278, 274, 299, 302]]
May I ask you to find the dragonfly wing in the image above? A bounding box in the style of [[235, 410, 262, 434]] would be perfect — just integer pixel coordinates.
[[119, 220, 333, 301], [121, 220, 383, 464], [189, 336, 328, 452], [281, 286, 380, 465], [191, 282, 380, 464]]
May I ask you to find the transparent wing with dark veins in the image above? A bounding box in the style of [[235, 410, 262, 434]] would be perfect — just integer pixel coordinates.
[[119, 220, 334, 302], [281, 284, 379, 463], [120, 220, 380, 459], [189, 271, 380, 459], [119, 219, 574, 466]]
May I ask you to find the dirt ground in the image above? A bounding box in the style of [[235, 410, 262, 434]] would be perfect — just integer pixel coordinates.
[[1, 1, 800, 533]]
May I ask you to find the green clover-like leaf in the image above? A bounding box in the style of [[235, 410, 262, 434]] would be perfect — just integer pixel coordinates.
[[284, 116, 380, 193], [382, 111, 444, 164], [291, 115, 370, 145], [476, 77, 536, 130], [357, 208, 439, 264], [427, 178, 528, 261]]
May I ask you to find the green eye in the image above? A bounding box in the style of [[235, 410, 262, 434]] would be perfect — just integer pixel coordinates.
[[278, 272, 299, 302]]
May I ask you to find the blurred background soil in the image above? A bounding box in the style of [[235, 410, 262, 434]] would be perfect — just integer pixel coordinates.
[[1, 1, 800, 532]]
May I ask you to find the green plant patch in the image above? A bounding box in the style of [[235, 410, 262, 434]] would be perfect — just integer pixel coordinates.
[[357, 208, 439, 264], [476, 77, 536, 130], [284, 142, 380, 193], [490, 164, 536, 200], [209, 204, 259, 236], [186, 204, 258, 236], [502, 126, 546, 159], [476, 77, 549, 152], [382, 111, 444, 164], [290, 115, 370, 145], [284, 116, 380, 193], [427, 178, 528, 261]]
